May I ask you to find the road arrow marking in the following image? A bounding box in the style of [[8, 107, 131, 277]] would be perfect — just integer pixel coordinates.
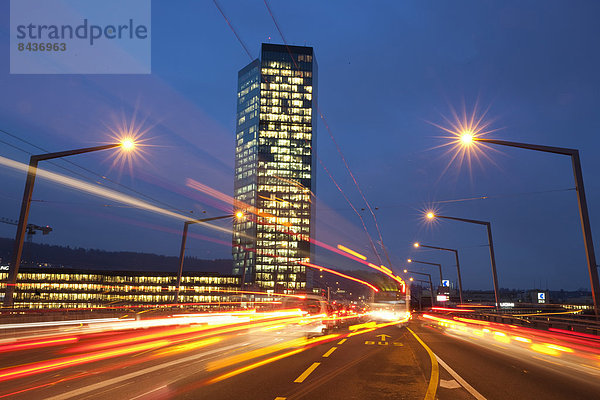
[[440, 379, 461, 389], [376, 334, 391, 341]]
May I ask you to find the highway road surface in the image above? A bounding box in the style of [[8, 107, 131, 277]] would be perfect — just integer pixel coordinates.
[[0, 312, 599, 399]]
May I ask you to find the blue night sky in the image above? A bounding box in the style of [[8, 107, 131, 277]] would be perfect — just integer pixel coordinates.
[[1, 1, 599, 291]]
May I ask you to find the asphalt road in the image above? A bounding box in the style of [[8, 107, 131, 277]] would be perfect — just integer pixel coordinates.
[[1, 317, 599, 399]]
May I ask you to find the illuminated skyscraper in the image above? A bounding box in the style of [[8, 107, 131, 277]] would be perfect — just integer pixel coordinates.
[[233, 43, 317, 293]]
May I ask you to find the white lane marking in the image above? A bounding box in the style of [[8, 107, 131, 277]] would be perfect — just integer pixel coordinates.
[[45, 343, 241, 400], [440, 379, 461, 389], [436, 355, 487, 400], [129, 385, 168, 400]]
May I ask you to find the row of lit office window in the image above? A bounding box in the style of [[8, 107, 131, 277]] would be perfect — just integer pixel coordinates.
[[260, 83, 312, 93], [262, 114, 311, 123], [256, 219, 309, 230], [235, 157, 256, 169], [235, 167, 256, 179], [236, 127, 258, 141], [235, 135, 256, 147], [260, 131, 312, 142], [257, 240, 299, 248], [235, 147, 257, 159], [254, 247, 301, 256], [255, 263, 306, 272], [270, 146, 312, 160], [258, 161, 311, 172], [261, 224, 310, 234], [257, 170, 311, 181], [254, 253, 307, 264], [234, 183, 256, 195], [257, 184, 311, 193], [14, 292, 233, 301], [238, 81, 259, 98], [261, 90, 312, 100], [256, 280, 306, 289], [255, 272, 300, 281], [262, 75, 306, 85], [261, 68, 312, 77], [257, 176, 310, 186], [258, 202, 310, 211], [256, 215, 309, 225], [267, 210, 310, 219], [261, 98, 309, 108], [260, 106, 311, 116], [13, 284, 238, 292], [256, 232, 306, 241], [235, 169, 255, 180], [263, 123, 312, 133], [260, 138, 311, 147], [2, 273, 238, 285], [263, 59, 312, 69], [239, 95, 259, 112], [256, 212, 311, 224]]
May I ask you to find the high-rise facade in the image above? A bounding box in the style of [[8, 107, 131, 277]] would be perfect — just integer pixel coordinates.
[[233, 43, 317, 293]]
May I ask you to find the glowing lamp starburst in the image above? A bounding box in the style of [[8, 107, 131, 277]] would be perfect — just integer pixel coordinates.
[[428, 102, 502, 177], [460, 131, 474, 145], [120, 138, 135, 150]]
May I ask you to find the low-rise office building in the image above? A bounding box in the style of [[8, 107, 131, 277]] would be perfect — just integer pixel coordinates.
[[0, 267, 240, 309]]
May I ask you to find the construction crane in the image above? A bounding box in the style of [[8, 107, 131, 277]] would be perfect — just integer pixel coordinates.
[[0, 217, 52, 242]]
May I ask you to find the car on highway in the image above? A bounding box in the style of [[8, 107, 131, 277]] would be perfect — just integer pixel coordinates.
[[280, 294, 335, 336]]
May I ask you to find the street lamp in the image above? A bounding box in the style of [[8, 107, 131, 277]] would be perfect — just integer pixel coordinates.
[[174, 212, 244, 303], [3, 141, 135, 308], [405, 269, 435, 307], [407, 258, 443, 285], [460, 135, 600, 316], [426, 212, 500, 310], [414, 242, 463, 304]]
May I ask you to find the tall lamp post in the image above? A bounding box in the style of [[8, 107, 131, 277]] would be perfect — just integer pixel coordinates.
[[174, 211, 243, 303], [414, 242, 463, 304], [3, 141, 134, 308], [407, 258, 443, 285], [426, 212, 500, 310], [461, 133, 600, 316], [405, 269, 434, 307]]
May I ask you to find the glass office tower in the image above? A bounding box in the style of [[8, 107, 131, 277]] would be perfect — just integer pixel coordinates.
[[233, 43, 317, 293]]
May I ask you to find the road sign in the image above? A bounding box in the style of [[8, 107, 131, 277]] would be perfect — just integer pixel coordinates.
[[537, 292, 546, 303], [441, 279, 450, 287]]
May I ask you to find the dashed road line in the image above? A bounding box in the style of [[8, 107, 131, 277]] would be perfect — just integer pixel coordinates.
[[294, 362, 321, 383], [337, 339, 347, 345], [322, 347, 337, 358]]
